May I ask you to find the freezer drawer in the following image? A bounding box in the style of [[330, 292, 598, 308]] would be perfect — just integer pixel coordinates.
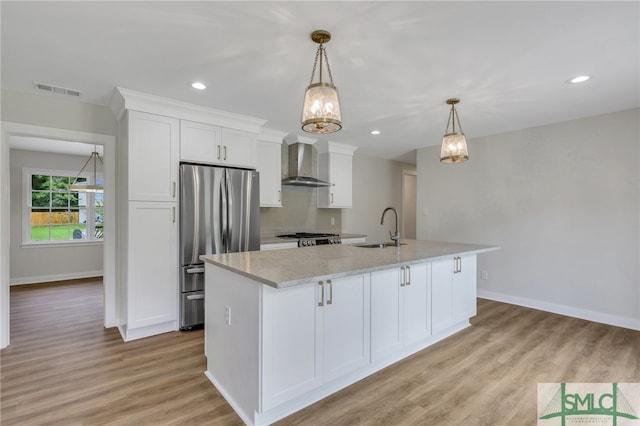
[[181, 264, 205, 293], [180, 291, 204, 330]]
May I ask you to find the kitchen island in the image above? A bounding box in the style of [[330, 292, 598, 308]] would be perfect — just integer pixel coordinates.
[[201, 239, 497, 426]]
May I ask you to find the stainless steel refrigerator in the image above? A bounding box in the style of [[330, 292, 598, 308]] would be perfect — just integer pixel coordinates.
[[179, 163, 260, 330]]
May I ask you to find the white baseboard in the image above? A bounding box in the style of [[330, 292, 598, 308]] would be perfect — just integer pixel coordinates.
[[10, 270, 103, 286], [477, 289, 640, 331], [121, 320, 178, 342]]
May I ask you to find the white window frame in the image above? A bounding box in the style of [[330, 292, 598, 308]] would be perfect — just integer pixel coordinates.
[[22, 167, 104, 247]]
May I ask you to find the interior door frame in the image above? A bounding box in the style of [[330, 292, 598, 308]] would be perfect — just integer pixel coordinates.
[[1, 122, 116, 348], [401, 169, 417, 240]]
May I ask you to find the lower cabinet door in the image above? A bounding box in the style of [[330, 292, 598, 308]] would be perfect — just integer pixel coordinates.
[[127, 201, 177, 329], [370, 268, 403, 360], [261, 283, 322, 411], [431, 258, 454, 334], [402, 263, 431, 345], [453, 255, 477, 322], [321, 274, 371, 382]]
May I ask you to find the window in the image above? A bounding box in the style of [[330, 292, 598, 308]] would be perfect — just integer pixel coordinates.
[[24, 168, 104, 244]]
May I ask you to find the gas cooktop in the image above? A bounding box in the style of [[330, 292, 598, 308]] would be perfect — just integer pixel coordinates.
[[276, 232, 342, 247]]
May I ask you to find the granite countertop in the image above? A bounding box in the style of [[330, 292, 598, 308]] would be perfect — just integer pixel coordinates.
[[201, 239, 499, 289]]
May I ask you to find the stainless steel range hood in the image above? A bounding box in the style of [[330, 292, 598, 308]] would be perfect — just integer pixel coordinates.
[[282, 142, 332, 187]]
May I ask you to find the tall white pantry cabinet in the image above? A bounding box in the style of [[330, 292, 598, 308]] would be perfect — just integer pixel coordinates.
[[111, 87, 265, 341], [117, 110, 180, 341]]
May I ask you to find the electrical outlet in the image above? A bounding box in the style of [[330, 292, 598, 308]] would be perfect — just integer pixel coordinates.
[[225, 306, 231, 325], [330, 217, 335, 225], [481, 270, 489, 280]]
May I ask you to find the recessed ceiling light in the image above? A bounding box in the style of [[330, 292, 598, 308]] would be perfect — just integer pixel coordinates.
[[370, 130, 381, 135], [191, 82, 207, 90], [569, 75, 590, 84]]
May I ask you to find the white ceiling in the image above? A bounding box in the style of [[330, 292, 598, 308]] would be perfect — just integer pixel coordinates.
[[2, 1, 638, 163]]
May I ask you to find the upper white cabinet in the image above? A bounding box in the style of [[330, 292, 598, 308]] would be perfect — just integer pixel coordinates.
[[221, 128, 256, 168], [256, 128, 286, 207], [180, 120, 257, 169], [316, 141, 357, 208], [128, 110, 179, 202], [180, 120, 221, 164]]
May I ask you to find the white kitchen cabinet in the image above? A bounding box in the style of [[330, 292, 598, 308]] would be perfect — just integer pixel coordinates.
[[262, 283, 322, 410], [403, 263, 431, 345], [432, 255, 477, 334], [431, 258, 454, 334], [370, 268, 403, 359], [321, 274, 371, 382], [221, 127, 256, 168], [261, 273, 370, 411], [316, 141, 357, 208], [453, 255, 477, 323], [128, 111, 179, 202], [126, 201, 178, 331], [180, 120, 256, 168], [256, 129, 286, 207], [180, 119, 221, 164], [371, 263, 430, 361]]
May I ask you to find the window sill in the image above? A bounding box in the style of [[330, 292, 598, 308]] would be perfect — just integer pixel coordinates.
[[21, 240, 104, 249]]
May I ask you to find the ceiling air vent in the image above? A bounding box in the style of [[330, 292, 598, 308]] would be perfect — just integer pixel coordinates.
[[33, 81, 81, 97]]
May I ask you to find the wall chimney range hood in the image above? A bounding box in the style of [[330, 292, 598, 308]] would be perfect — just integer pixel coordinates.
[[281, 141, 332, 187]]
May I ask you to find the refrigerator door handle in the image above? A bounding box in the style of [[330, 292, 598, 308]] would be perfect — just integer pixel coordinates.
[[221, 169, 229, 253], [186, 267, 205, 274], [186, 294, 205, 301]]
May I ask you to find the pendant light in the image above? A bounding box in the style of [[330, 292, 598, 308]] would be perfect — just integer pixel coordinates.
[[69, 149, 104, 193], [440, 98, 469, 163], [301, 30, 342, 134]]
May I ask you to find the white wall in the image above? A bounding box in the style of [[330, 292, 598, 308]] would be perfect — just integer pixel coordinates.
[[417, 108, 640, 330], [9, 149, 104, 284], [343, 154, 415, 242], [1, 90, 117, 348]]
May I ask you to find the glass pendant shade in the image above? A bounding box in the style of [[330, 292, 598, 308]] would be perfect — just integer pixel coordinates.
[[301, 30, 342, 134], [440, 98, 469, 163], [440, 133, 469, 163], [301, 82, 342, 134]]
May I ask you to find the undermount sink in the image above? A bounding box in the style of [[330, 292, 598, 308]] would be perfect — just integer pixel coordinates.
[[356, 242, 407, 248]]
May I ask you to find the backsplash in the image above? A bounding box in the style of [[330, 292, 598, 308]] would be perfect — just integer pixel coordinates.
[[260, 186, 342, 236]]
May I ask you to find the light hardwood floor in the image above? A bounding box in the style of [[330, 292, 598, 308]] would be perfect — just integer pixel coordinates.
[[1, 279, 638, 425]]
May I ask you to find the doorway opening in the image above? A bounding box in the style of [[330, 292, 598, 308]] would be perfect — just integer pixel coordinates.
[[402, 170, 417, 239], [1, 122, 116, 348]]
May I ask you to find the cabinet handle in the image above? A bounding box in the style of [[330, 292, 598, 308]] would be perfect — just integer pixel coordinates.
[[400, 266, 406, 287], [217, 145, 221, 160], [331, 193, 334, 204], [406, 265, 411, 285], [327, 279, 333, 305], [454, 256, 462, 273], [318, 281, 324, 307], [172, 181, 176, 198], [172, 206, 176, 223], [278, 189, 281, 203], [224, 145, 227, 161]]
